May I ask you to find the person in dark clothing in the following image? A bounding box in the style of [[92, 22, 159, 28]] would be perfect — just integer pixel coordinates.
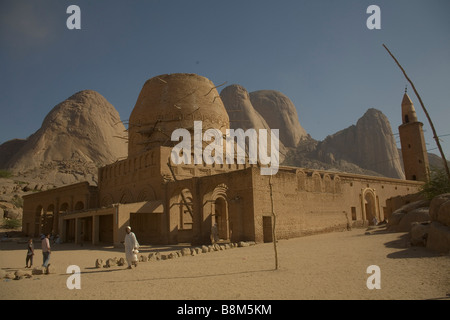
[[25, 239, 34, 268]]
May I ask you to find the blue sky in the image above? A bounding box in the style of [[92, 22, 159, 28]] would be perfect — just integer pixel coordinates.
[[1, 0, 449, 160]]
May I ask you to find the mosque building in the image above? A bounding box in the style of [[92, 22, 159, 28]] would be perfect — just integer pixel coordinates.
[[22, 74, 428, 246]]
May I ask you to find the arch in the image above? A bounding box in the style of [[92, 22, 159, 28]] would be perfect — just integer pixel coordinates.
[[334, 176, 342, 193], [119, 188, 134, 204], [212, 183, 228, 200], [312, 172, 322, 193], [136, 186, 157, 202], [324, 174, 333, 193], [211, 184, 230, 242], [74, 201, 84, 211], [362, 188, 379, 225], [214, 196, 229, 241], [100, 194, 114, 207], [60, 202, 69, 213], [296, 169, 306, 191]]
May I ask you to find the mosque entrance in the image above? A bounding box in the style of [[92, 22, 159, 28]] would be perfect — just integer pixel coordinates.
[[214, 197, 229, 241], [363, 189, 378, 225]]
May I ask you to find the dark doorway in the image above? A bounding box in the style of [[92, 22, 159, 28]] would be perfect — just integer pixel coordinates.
[[263, 216, 273, 243]]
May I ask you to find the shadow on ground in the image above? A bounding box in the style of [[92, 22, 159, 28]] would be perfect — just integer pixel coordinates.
[[383, 232, 442, 259]]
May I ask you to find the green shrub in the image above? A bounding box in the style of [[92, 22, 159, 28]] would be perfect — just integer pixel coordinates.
[[0, 170, 12, 179], [2, 218, 22, 229], [11, 196, 24, 208], [420, 167, 450, 201]]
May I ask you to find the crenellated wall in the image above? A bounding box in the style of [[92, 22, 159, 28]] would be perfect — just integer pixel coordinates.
[[250, 166, 423, 242]]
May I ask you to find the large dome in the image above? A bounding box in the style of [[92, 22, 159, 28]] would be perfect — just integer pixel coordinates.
[[128, 73, 230, 157]]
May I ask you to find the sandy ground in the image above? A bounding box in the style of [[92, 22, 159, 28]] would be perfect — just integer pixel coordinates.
[[0, 227, 449, 300]]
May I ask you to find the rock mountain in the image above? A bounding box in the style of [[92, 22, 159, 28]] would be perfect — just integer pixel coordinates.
[[220, 84, 405, 179], [220, 85, 288, 163], [249, 90, 308, 148], [313, 108, 405, 179], [0, 90, 127, 186], [1, 84, 408, 188]]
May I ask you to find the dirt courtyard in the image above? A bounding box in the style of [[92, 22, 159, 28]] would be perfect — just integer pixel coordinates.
[[0, 227, 449, 300]]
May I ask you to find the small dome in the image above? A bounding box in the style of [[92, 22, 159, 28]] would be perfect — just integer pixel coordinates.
[[128, 73, 230, 157]]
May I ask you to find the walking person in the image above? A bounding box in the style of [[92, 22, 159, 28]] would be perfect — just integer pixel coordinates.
[[25, 238, 34, 268], [124, 226, 139, 269], [41, 234, 51, 270]]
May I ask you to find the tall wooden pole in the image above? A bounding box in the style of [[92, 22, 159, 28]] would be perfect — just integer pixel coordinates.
[[383, 44, 450, 181], [269, 174, 279, 270]]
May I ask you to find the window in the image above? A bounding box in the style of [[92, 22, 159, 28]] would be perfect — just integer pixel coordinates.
[[351, 207, 357, 221]]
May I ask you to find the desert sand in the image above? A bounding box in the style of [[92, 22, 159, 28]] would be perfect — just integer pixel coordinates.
[[0, 227, 449, 300]]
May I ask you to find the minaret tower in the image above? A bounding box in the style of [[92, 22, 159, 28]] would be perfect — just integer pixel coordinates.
[[398, 90, 430, 181]]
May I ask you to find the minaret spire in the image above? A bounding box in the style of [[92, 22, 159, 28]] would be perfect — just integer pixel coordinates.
[[398, 90, 429, 181], [401, 92, 418, 124]]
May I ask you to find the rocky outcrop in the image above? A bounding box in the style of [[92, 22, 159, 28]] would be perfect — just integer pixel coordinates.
[[1, 90, 127, 186], [429, 193, 450, 224], [221, 85, 287, 162], [221, 85, 271, 133], [387, 200, 430, 232], [314, 109, 405, 179], [249, 90, 308, 148], [403, 194, 450, 254], [410, 222, 430, 246], [0, 139, 27, 169], [221, 85, 405, 178]]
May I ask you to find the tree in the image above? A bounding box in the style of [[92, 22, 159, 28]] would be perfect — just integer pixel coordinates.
[[420, 167, 450, 201]]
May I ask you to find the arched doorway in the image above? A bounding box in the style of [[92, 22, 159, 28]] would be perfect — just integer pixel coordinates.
[[363, 189, 378, 225], [214, 197, 229, 241]]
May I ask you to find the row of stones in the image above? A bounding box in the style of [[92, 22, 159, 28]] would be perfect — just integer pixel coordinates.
[[96, 241, 256, 268], [0, 265, 55, 281]]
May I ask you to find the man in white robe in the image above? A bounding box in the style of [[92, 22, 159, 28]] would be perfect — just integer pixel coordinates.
[[124, 226, 139, 269]]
